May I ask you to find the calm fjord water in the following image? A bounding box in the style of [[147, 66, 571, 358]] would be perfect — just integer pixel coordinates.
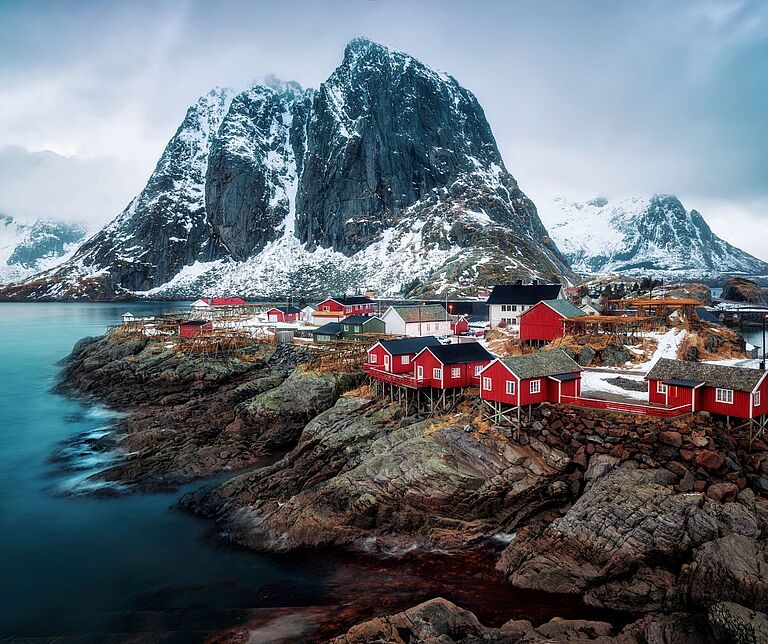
[[0, 303, 329, 641]]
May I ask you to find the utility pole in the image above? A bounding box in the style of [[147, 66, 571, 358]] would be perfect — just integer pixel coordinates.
[[761, 314, 767, 371]]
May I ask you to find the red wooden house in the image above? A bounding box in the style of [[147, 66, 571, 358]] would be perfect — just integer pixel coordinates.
[[450, 315, 470, 335], [646, 358, 768, 420], [519, 299, 586, 344], [315, 295, 376, 321], [179, 320, 213, 338], [266, 306, 301, 323], [367, 336, 442, 374], [412, 343, 494, 389], [480, 350, 582, 407]]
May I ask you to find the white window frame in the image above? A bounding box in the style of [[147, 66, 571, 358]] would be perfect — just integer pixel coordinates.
[[755, 390, 762, 407], [417, 365, 424, 380], [401, 355, 410, 365], [369, 353, 377, 363], [322, 305, 329, 311], [530, 379, 541, 394], [506, 380, 515, 395], [354, 325, 361, 332], [474, 365, 482, 375], [426, 323, 431, 331], [433, 368, 442, 380], [451, 367, 461, 379], [657, 382, 667, 395], [483, 376, 492, 391], [716, 388, 733, 404]]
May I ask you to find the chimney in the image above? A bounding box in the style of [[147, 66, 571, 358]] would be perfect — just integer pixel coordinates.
[[515, 279, 523, 286]]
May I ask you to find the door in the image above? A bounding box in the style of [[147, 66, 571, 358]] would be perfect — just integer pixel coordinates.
[[384, 355, 391, 371]]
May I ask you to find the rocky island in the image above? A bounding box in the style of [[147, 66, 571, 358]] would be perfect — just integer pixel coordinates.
[[54, 327, 768, 642]]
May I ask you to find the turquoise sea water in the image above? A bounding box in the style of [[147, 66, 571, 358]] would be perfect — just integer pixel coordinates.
[[0, 302, 624, 641], [0, 303, 332, 641]]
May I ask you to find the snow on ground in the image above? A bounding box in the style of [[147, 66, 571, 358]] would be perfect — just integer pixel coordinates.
[[580, 371, 648, 401], [622, 328, 685, 372]]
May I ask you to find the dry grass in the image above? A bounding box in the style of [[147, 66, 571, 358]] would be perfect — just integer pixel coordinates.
[[678, 325, 749, 361], [343, 384, 372, 398]]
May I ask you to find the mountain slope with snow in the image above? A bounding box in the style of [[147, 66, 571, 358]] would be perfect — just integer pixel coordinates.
[[1, 39, 573, 300], [538, 195, 768, 277], [0, 214, 87, 284]]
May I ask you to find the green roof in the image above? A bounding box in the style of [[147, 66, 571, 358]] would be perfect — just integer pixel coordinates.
[[537, 299, 587, 319], [499, 349, 582, 380], [389, 304, 448, 323]]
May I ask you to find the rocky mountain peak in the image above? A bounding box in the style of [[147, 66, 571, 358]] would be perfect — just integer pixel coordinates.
[[0, 40, 573, 300], [539, 194, 768, 277]]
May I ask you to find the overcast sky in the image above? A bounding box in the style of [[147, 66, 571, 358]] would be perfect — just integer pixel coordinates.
[[0, 0, 766, 258]]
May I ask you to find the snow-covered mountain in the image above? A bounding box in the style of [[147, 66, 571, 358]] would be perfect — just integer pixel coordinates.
[[0, 38, 573, 301], [0, 214, 87, 284], [538, 195, 768, 278]]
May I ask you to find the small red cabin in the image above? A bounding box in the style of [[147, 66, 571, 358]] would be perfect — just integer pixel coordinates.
[[450, 315, 470, 335], [646, 358, 768, 419], [315, 295, 376, 321], [266, 306, 301, 323], [179, 320, 213, 338], [519, 300, 586, 344], [412, 343, 494, 389], [367, 336, 442, 374], [480, 350, 582, 406]]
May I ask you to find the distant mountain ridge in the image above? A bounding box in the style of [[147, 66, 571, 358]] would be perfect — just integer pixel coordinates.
[[0, 214, 87, 284], [0, 38, 573, 301], [538, 194, 768, 278]]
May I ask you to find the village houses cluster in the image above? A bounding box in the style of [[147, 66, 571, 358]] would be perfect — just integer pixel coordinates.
[[124, 281, 768, 438]]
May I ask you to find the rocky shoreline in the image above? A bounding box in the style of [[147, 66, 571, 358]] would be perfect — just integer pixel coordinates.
[[57, 330, 768, 642]]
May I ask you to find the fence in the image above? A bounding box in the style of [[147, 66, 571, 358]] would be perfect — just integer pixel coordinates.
[[560, 395, 692, 418]]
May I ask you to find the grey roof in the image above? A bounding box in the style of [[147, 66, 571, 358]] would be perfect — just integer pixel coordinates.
[[498, 350, 583, 380], [487, 284, 562, 305], [340, 315, 382, 325], [379, 336, 441, 356], [646, 358, 765, 393], [421, 343, 494, 364], [535, 299, 587, 319], [271, 306, 301, 314], [313, 322, 342, 336], [389, 304, 448, 323], [696, 307, 722, 325]]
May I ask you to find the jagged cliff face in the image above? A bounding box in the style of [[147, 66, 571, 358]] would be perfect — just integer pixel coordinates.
[[539, 194, 768, 278], [1, 39, 573, 300]]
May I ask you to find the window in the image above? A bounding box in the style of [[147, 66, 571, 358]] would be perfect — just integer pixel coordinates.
[[433, 368, 442, 380], [510, 318, 518, 326], [483, 377, 492, 390], [322, 306, 329, 311], [369, 353, 377, 363], [451, 367, 461, 379], [506, 380, 515, 395], [657, 382, 667, 395], [754, 391, 762, 407], [474, 365, 482, 375], [354, 325, 361, 332], [511, 305, 518, 312], [716, 388, 734, 404], [426, 323, 431, 331], [401, 355, 410, 364], [417, 366, 424, 380], [530, 379, 541, 394]]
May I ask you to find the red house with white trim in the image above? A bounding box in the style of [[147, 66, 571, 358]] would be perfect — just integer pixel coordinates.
[[266, 306, 301, 323], [179, 320, 213, 338], [412, 343, 494, 389], [314, 295, 376, 321], [646, 358, 768, 420], [480, 350, 583, 406], [367, 337, 442, 374], [450, 315, 470, 335], [519, 299, 586, 344]]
